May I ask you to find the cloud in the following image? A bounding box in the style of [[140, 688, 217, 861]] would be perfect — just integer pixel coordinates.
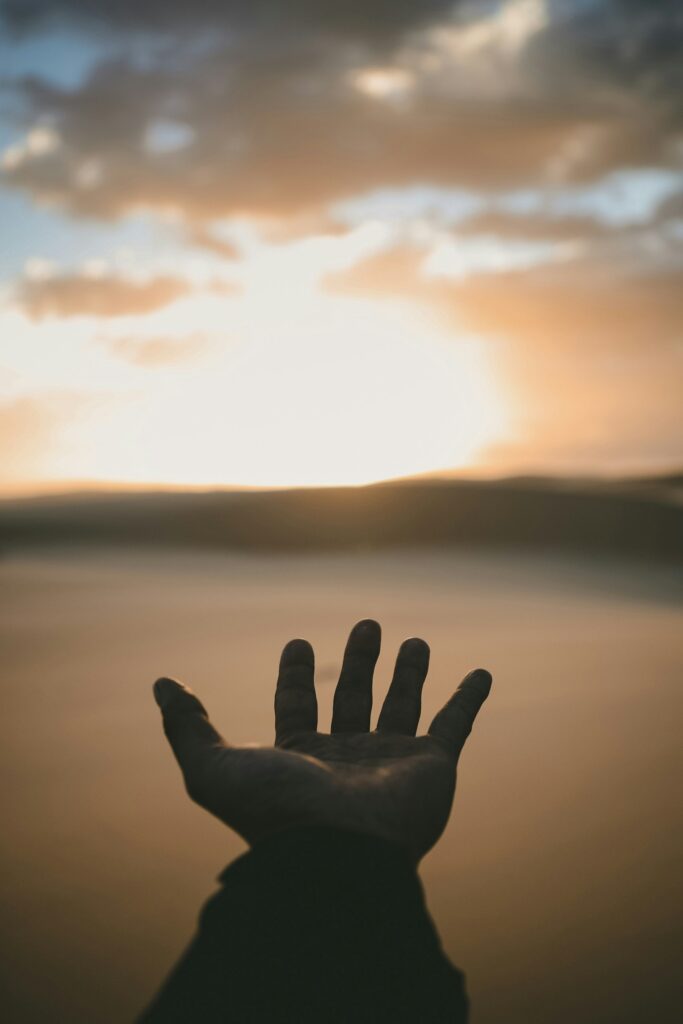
[[0, 0, 455, 42], [1, 124, 60, 169], [187, 224, 240, 259], [1, 2, 680, 225], [0, 51, 585, 221], [16, 271, 189, 318], [327, 235, 683, 350], [526, 0, 683, 107], [454, 209, 610, 241], [451, 265, 683, 352], [0, 1, 680, 485], [325, 241, 683, 471], [423, 233, 577, 279], [106, 333, 208, 366]]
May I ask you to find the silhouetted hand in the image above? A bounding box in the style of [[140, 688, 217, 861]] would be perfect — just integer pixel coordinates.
[[154, 619, 491, 861]]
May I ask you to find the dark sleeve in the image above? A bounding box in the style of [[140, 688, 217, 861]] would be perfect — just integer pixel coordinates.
[[137, 826, 468, 1024]]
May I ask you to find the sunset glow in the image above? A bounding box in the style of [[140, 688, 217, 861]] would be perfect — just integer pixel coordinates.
[[8, 284, 508, 489], [0, 0, 680, 493]]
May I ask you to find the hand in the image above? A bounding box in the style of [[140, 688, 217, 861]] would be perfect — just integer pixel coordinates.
[[153, 619, 492, 861]]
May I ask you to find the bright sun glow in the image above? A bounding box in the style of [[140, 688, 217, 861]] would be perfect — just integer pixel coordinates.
[[2, 222, 510, 491], [48, 291, 508, 489]]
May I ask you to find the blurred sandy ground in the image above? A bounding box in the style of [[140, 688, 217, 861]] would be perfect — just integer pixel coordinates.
[[1, 547, 681, 1023]]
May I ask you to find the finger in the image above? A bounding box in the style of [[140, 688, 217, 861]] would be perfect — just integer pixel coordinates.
[[376, 637, 430, 735], [153, 677, 225, 778], [428, 669, 492, 754], [275, 638, 317, 743], [331, 619, 381, 733]]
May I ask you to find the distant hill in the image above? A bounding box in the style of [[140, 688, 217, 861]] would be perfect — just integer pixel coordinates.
[[0, 476, 680, 562]]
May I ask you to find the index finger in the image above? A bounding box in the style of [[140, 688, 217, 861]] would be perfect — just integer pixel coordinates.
[[275, 638, 317, 744]]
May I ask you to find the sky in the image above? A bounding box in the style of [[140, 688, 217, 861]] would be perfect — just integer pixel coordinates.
[[0, 0, 681, 492]]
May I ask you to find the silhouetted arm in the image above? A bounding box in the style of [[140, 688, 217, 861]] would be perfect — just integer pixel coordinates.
[[138, 619, 491, 1022], [138, 827, 467, 1023]]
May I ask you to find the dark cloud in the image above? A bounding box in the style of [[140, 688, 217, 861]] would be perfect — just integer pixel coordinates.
[[0, 0, 454, 42], [1, 2, 681, 224], [529, 0, 683, 105], [0, 52, 628, 220], [520, 1, 683, 181], [17, 272, 189, 318], [653, 189, 683, 224]]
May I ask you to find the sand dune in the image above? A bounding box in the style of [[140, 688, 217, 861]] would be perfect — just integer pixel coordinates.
[[1, 544, 680, 1023], [1, 476, 681, 561]]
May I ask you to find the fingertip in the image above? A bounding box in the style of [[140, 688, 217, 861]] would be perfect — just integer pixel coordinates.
[[348, 619, 382, 654], [342, 619, 382, 658], [456, 669, 493, 718], [153, 677, 207, 719], [280, 638, 315, 667], [153, 676, 184, 709], [352, 618, 381, 635], [465, 668, 493, 696], [400, 636, 430, 662], [401, 636, 429, 649]]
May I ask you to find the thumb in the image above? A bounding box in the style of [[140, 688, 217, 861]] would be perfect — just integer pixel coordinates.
[[428, 668, 492, 754], [153, 677, 225, 777]]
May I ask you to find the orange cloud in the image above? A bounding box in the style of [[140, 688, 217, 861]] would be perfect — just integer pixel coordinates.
[[16, 272, 189, 319], [106, 334, 208, 366], [327, 243, 683, 473]]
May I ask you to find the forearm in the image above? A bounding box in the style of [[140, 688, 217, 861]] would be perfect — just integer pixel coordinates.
[[138, 826, 468, 1023]]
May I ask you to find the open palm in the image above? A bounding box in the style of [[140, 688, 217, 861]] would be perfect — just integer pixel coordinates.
[[154, 619, 492, 861]]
